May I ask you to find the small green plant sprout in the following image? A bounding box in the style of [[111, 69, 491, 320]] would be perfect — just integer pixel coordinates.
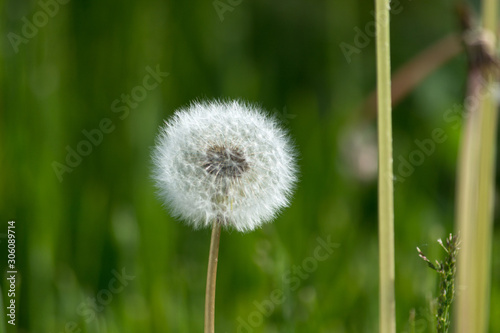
[[417, 234, 460, 333]]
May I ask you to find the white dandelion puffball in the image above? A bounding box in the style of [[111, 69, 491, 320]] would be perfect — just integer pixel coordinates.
[[152, 100, 297, 232]]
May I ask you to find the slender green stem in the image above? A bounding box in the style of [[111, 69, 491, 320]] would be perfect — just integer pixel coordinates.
[[454, 75, 481, 333], [455, 1, 498, 332], [204, 221, 221, 333], [474, 85, 497, 333], [475, 1, 498, 331], [375, 0, 395, 332]]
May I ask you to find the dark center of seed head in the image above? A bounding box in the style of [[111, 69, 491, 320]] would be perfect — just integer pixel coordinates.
[[203, 146, 249, 178]]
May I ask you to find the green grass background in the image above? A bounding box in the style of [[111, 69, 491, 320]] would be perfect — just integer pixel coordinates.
[[1, 0, 499, 332]]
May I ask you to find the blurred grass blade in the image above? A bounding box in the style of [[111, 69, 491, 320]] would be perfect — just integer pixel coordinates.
[[455, 0, 499, 332], [375, 0, 396, 332]]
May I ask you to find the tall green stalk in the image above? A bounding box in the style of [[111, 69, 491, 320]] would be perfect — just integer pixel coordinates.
[[454, 78, 481, 333], [375, 0, 396, 332], [474, 1, 498, 331], [455, 1, 498, 332], [475, 76, 497, 333]]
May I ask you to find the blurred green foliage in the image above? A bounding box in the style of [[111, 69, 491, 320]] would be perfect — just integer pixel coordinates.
[[0, 0, 499, 332]]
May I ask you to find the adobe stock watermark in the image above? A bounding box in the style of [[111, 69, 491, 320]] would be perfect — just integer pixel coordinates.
[[7, 0, 70, 54], [51, 65, 169, 182], [395, 75, 497, 184], [395, 128, 447, 183], [236, 235, 339, 332], [339, 0, 409, 64], [52, 267, 134, 333], [213, 0, 243, 22]]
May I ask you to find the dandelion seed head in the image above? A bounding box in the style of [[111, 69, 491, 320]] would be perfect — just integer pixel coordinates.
[[152, 99, 298, 232]]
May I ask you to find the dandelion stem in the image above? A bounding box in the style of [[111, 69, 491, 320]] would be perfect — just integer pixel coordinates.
[[204, 220, 221, 333], [375, 0, 396, 332]]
